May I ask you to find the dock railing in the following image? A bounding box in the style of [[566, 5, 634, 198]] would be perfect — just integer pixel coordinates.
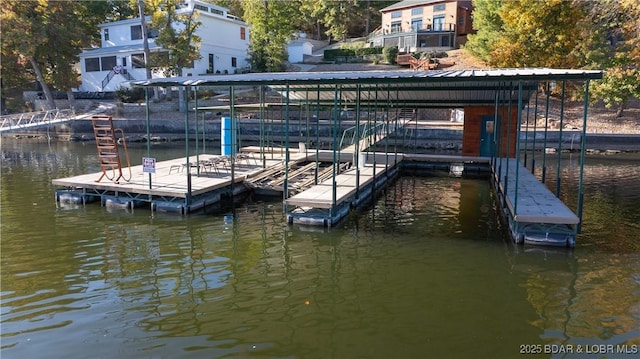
[[339, 114, 410, 150], [339, 122, 387, 148], [0, 109, 75, 133]]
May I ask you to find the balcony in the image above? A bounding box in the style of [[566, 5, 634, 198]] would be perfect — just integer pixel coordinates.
[[368, 22, 458, 52]]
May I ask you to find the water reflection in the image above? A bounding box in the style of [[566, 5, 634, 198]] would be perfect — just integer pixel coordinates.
[[351, 176, 503, 242], [1, 140, 639, 358], [531, 153, 640, 252], [509, 247, 640, 357]]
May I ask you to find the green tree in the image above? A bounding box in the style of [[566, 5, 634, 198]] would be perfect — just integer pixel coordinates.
[[322, 0, 355, 42], [151, 0, 202, 76], [577, 0, 640, 117], [2, 1, 57, 110], [242, 0, 298, 72], [42, 1, 100, 108], [150, 0, 202, 110], [1, 0, 112, 112], [297, 0, 328, 40], [464, 0, 504, 63], [212, 0, 245, 19]]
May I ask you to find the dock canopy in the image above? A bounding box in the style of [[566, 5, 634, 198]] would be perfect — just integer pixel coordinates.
[[130, 68, 603, 108]]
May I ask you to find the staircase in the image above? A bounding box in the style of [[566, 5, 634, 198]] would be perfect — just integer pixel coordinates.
[[101, 68, 137, 91], [91, 115, 131, 183]]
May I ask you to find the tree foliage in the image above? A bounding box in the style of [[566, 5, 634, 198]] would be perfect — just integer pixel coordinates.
[[464, 0, 503, 63], [382, 46, 398, 65], [1, 1, 133, 111], [577, 0, 640, 116], [238, 0, 395, 72], [241, 0, 297, 72], [498, 0, 582, 68], [1, 0, 99, 110], [150, 0, 202, 77], [321, 1, 354, 42], [466, 0, 639, 116]]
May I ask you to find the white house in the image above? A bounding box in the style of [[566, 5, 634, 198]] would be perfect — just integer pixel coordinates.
[[77, 0, 250, 92]]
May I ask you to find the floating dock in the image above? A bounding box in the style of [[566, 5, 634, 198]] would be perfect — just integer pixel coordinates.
[[285, 157, 399, 227], [52, 150, 581, 246], [492, 158, 579, 247], [53, 153, 279, 214]]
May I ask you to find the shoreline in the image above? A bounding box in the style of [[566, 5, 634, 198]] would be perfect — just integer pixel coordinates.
[[3, 117, 639, 153]]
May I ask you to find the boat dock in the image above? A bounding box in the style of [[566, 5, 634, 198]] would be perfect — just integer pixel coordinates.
[[52, 68, 602, 247], [52, 149, 581, 246], [492, 158, 579, 247], [53, 152, 281, 213]]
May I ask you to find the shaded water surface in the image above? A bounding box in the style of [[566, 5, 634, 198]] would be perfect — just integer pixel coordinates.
[[1, 141, 638, 358]]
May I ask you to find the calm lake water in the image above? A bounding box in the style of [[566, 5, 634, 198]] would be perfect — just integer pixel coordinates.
[[1, 140, 639, 358]]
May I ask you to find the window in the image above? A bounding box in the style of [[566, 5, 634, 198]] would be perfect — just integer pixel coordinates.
[[240, 27, 246, 40], [231, 57, 237, 68], [211, 8, 223, 15], [208, 54, 214, 73], [104, 29, 109, 41], [147, 28, 159, 39], [433, 15, 445, 31], [411, 19, 423, 31], [85, 58, 100, 72], [194, 4, 208, 12], [101, 56, 116, 71], [391, 11, 401, 18], [433, 4, 446, 12], [411, 8, 423, 16], [122, 57, 127, 67], [131, 25, 142, 40], [132, 53, 146, 68], [390, 21, 401, 32]]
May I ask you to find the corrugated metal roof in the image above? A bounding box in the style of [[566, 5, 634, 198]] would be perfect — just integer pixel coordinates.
[[130, 68, 602, 108], [130, 68, 602, 87]]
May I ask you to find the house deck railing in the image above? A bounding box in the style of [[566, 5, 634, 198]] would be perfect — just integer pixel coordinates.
[[372, 22, 456, 37]]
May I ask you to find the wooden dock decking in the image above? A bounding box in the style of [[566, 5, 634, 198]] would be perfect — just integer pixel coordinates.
[[53, 153, 281, 212], [285, 163, 389, 209]]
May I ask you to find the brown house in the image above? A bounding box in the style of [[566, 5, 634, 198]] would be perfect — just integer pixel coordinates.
[[369, 0, 474, 52]]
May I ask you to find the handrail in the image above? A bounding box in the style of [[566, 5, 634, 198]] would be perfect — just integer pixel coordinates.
[[339, 121, 387, 149], [101, 70, 116, 90], [120, 69, 136, 81], [0, 109, 74, 132], [115, 128, 133, 182], [102, 68, 137, 90]]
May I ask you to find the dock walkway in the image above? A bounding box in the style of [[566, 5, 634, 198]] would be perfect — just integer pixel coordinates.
[[493, 158, 579, 246], [285, 157, 398, 226], [286, 163, 389, 209]]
